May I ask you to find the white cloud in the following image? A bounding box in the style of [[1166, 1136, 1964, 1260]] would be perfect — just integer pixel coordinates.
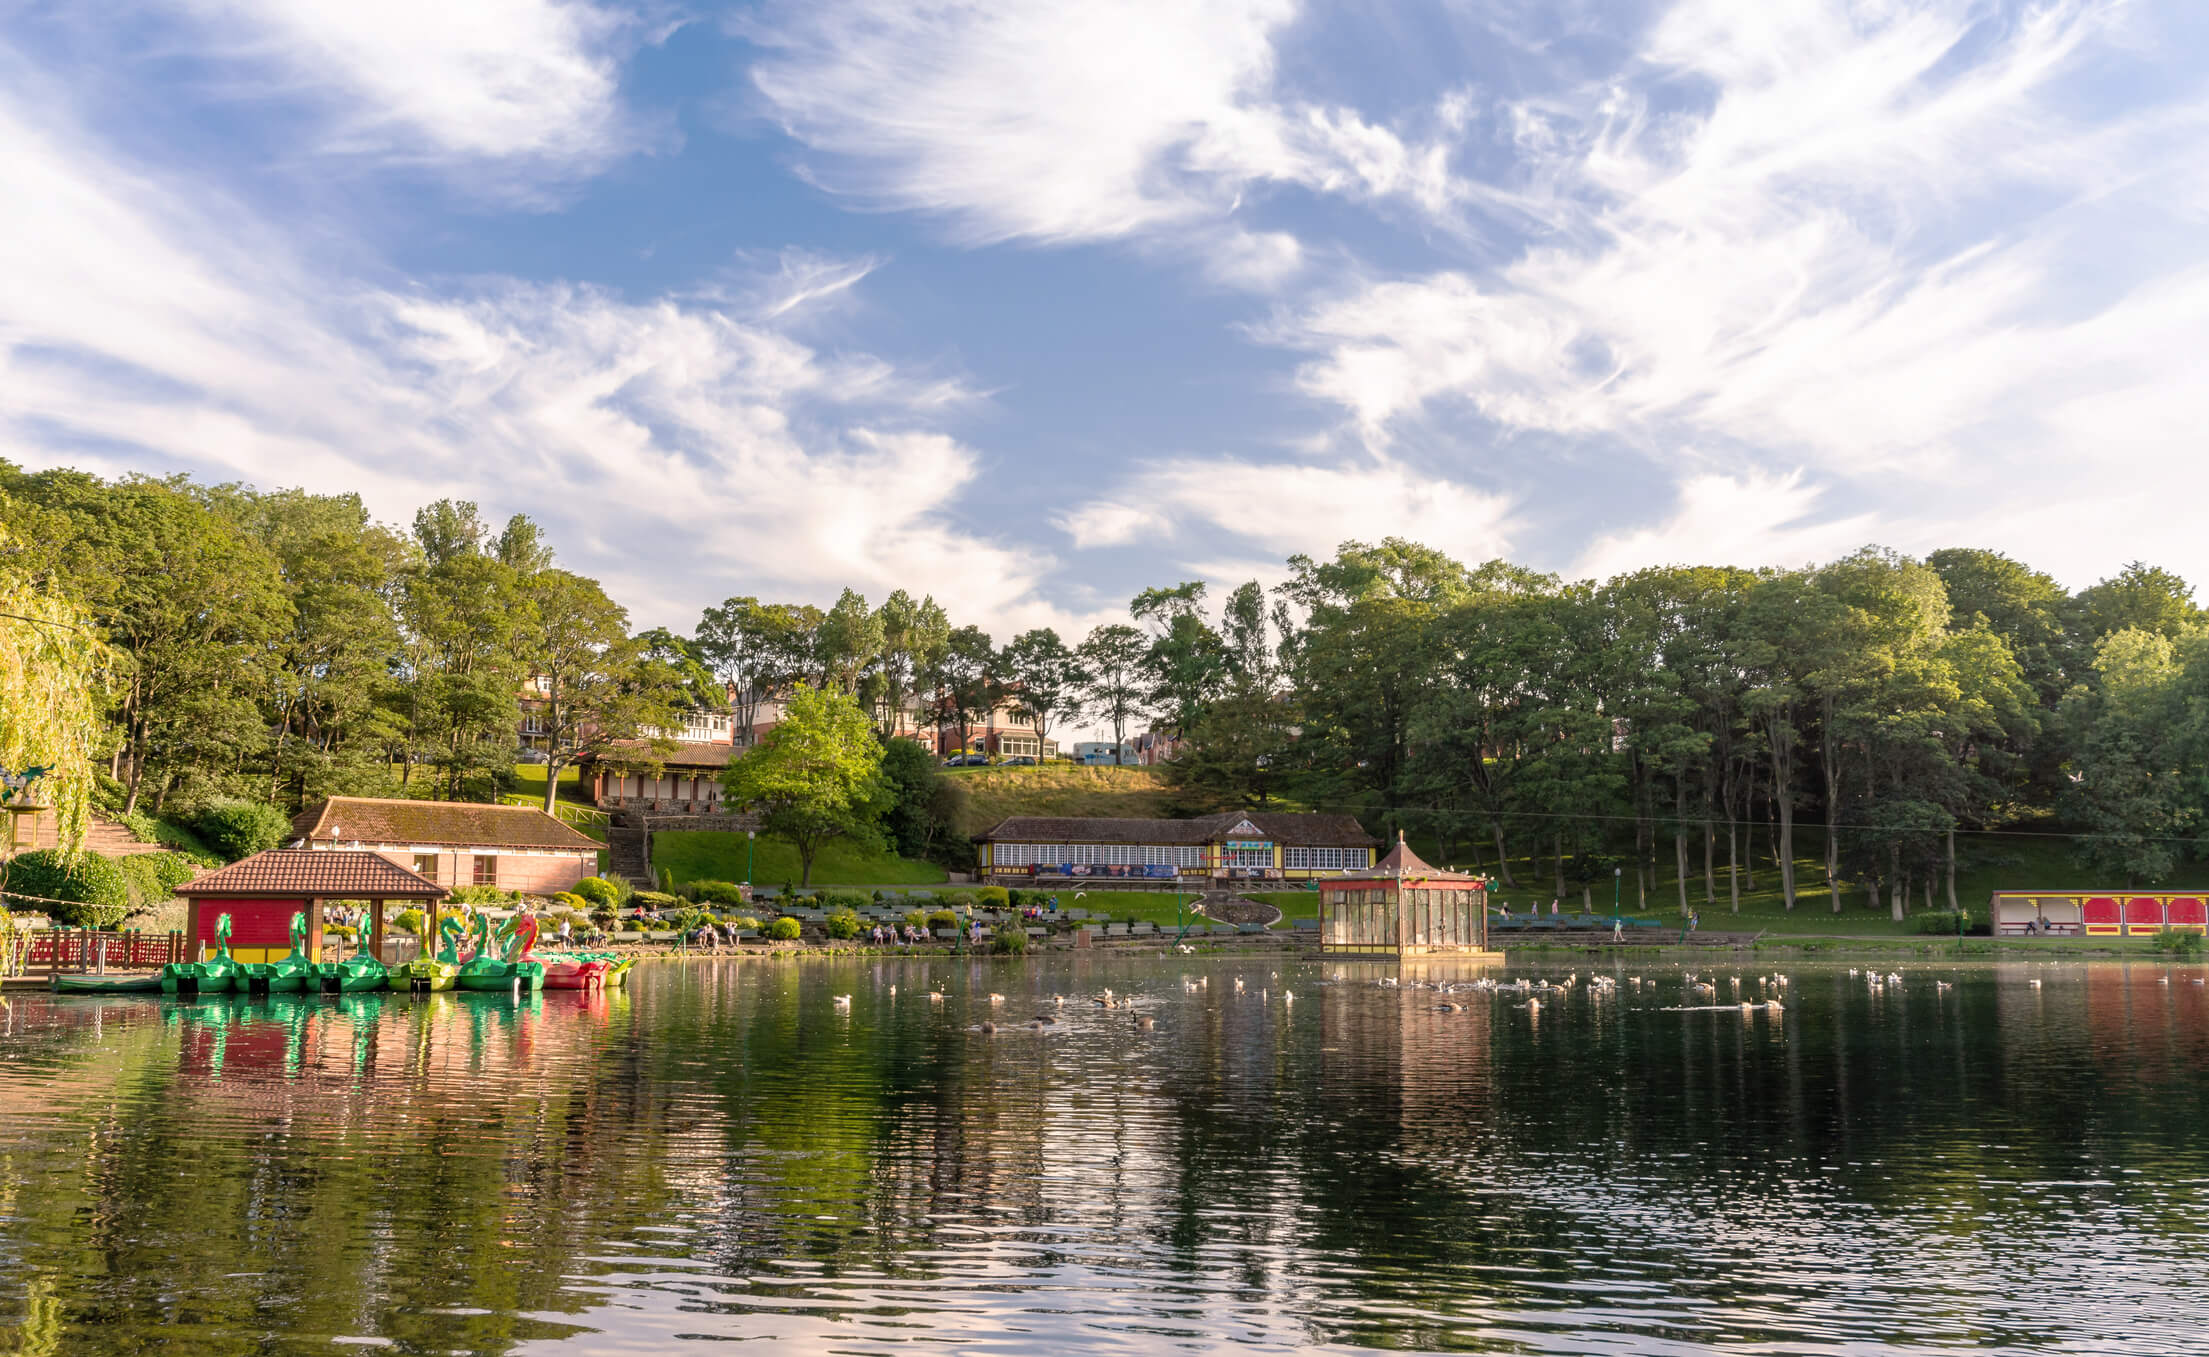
[[743, 0, 1469, 285], [159, 0, 654, 190], [0, 74, 1064, 634], [1571, 468, 1877, 581], [1065, 454, 1515, 567]]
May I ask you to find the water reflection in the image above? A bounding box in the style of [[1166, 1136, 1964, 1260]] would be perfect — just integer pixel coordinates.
[[1, 959, 2205, 1354]]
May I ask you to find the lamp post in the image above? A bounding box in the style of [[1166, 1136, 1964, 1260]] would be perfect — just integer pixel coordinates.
[[1613, 865, 1621, 917], [745, 830, 755, 887]]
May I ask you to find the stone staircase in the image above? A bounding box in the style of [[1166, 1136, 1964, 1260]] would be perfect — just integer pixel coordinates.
[[12, 812, 175, 859], [605, 814, 653, 891]]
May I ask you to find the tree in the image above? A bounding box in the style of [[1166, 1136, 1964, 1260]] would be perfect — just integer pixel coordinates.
[[0, 515, 115, 858], [878, 734, 967, 863], [1000, 628, 1086, 760], [928, 626, 998, 759], [2059, 628, 2194, 882], [817, 588, 883, 696], [2072, 562, 2198, 643], [869, 590, 949, 741], [393, 502, 527, 801], [516, 570, 683, 814], [1077, 624, 1147, 761], [695, 598, 824, 747], [720, 685, 889, 885], [1132, 583, 1226, 741]]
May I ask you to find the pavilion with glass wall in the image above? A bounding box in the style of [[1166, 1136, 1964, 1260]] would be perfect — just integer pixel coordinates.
[[1320, 834, 1498, 958]]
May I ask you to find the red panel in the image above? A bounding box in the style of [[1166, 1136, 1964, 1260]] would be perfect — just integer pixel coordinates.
[[2125, 897, 2167, 934], [2169, 898, 2207, 929], [2083, 896, 2121, 934], [193, 898, 304, 949]]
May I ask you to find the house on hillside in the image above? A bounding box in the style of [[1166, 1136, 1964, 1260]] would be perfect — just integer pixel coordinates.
[[976, 811, 1376, 884], [580, 742, 737, 812], [289, 795, 601, 895]]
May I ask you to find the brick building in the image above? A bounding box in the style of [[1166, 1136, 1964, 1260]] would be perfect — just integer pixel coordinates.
[[289, 796, 601, 896]]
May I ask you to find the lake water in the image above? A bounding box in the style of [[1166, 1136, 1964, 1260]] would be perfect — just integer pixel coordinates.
[[1, 956, 2205, 1355]]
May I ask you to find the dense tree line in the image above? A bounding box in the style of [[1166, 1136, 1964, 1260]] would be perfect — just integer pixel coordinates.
[[7, 462, 2207, 911]]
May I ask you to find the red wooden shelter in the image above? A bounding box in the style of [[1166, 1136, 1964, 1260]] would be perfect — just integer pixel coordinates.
[[176, 849, 446, 964]]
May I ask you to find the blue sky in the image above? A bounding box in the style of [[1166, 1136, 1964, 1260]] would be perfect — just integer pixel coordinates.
[[5, 0, 2208, 639]]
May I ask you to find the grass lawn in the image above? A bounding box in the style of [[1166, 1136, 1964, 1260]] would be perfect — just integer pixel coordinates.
[[1240, 889, 1323, 927], [950, 763, 1182, 835], [1053, 889, 1211, 930], [652, 829, 948, 888]]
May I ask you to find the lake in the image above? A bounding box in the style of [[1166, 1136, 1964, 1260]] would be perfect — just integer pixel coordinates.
[[1, 955, 2204, 1355]]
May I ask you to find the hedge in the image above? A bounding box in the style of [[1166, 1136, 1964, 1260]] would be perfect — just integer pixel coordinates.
[[195, 800, 293, 862], [3, 849, 131, 928], [926, 908, 957, 931], [686, 880, 749, 906], [974, 885, 1009, 908]]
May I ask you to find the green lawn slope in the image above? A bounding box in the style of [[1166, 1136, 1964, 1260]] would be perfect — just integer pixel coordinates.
[[951, 763, 1186, 835], [651, 829, 948, 888]]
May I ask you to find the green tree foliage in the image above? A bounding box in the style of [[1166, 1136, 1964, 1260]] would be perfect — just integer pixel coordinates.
[[0, 512, 115, 857], [696, 597, 826, 747], [928, 625, 999, 758], [2072, 562, 2200, 643], [3, 849, 130, 927], [516, 568, 682, 812], [1000, 627, 1086, 758], [878, 735, 966, 862], [195, 799, 294, 861], [721, 685, 889, 886], [1076, 624, 1148, 760]]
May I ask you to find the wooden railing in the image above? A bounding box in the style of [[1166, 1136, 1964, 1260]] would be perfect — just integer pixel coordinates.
[[7, 928, 183, 974]]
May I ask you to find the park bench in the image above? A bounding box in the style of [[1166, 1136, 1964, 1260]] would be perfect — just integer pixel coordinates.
[[1293, 919, 1319, 932], [1132, 922, 1155, 935]]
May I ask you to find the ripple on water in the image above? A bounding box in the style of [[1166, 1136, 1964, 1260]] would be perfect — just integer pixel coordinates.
[[0, 960, 2205, 1353]]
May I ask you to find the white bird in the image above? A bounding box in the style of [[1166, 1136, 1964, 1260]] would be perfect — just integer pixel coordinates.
[[989, 993, 1005, 1004], [928, 992, 945, 1003], [833, 994, 851, 1008], [2029, 978, 2043, 988], [889, 985, 897, 997], [1283, 991, 1293, 1004]]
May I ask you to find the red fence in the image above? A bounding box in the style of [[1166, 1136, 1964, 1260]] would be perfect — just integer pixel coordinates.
[[11, 929, 183, 971]]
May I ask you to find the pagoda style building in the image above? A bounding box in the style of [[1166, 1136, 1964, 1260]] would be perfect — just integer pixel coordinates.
[[1318, 833, 1499, 959]]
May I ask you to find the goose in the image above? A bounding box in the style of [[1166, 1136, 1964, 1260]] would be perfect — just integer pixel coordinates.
[[833, 994, 852, 1009], [1234, 978, 1246, 993], [1765, 1000, 1784, 1014], [1526, 998, 1541, 1015], [1055, 995, 1066, 1007], [989, 993, 1006, 1004], [2029, 978, 2043, 988], [928, 992, 945, 1003], [980, 1020, 997, 1034], [1435, 1002, 1463, 1013], [889, 985, 897, 997], [1033, 1013, 1058, 1024], [1282, 991, 1293, 1005], [1132, 1015, 1155, 1031]]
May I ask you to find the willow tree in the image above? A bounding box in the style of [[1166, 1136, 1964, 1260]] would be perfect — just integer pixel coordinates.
[[0, 521, 114, 860]]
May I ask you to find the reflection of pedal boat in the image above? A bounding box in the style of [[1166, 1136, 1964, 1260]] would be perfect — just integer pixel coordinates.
[[161, 912, 239, 995], [51, 972, 163, 994], [537, 954, 611, 989], [241, 912, 314, 994]]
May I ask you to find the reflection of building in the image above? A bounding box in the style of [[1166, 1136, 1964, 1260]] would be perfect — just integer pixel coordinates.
[[1320, 835, 1497, 958], [977, 812, 1375, 882], [1989, 890, 2209, 936], [290, 796, 601, 895]]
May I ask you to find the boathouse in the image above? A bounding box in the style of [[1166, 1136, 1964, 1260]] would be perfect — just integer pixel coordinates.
[[177, 850, 447, 964], [976, 812, 1376, 883], [1989, 890, 2209, 937], [1319, 834, 1497, 958]]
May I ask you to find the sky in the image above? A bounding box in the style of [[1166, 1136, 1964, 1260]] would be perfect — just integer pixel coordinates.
[[3, 0, 2207, 642]]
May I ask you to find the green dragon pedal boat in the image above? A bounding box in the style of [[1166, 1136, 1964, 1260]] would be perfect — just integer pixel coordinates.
[[602, 955, 635, 988], [315, 950, 391, 993], [455, 914, 546, 993], [51, 971, 162, 994], [241, 912, 314, 995], [161, 913, 240, 996], [394, 914, 466, 992]]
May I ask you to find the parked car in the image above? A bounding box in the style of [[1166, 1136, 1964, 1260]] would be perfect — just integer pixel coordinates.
[[1004, 755, 1038, 766], [941, 754, 990, 767]]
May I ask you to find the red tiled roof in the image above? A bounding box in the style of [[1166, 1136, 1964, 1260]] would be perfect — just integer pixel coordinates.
[[580, 740, 741, 770], [179, 850, 447, 899], [977, 811, 1375, 847], [290, 796, 601, 851], [1337, 832, 1484, 883]]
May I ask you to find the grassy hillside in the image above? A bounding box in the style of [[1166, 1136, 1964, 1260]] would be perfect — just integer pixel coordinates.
[[652, 829, 948, 888], [951, 763, 1188, 835]]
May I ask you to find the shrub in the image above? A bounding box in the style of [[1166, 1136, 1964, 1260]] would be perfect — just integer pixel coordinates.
[[905, 909, 929, 931], [731, 915, 762, 932], [974, 885, 1009, 908], [632, 890, 680, 910], [674, 907, 715, 933], [991, 928, 1028, 955], [549, 891, 587, 912], [824, 908, 862, 939], [871, 889, 887, 903], [1911, 909, 1972, 935], [116, 809, 163, 844], [2150, 927, 2204, 956], [688, 880, 750, 906], [767, 916, 802, 941], [572, 876, 623, 908], [3, 849, 131, 928], [392, 908, 427, 937], [449, 884, 514, 906], [940, 891, 976, 910], [194, 799, 294, 861], [926, 908, 957, 932], [823, 889, 870, 911]]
